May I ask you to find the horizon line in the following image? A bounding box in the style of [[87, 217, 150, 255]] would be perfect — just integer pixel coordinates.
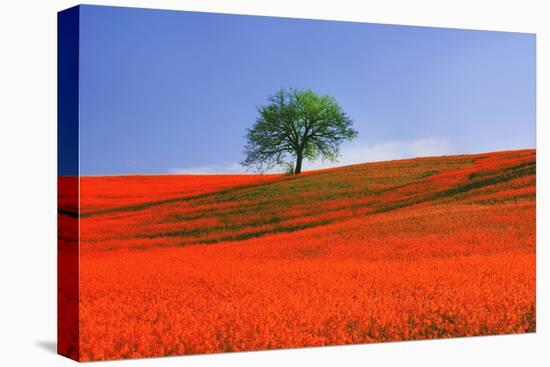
[[67, 147, 536, 178]]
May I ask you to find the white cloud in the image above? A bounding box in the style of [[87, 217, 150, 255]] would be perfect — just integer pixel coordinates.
[[303, 136, 454, 171], [168, 162, 248, 175], [168, 137, 454, 174]]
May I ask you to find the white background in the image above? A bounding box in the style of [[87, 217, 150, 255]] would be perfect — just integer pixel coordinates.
[[0, 0, 547, 365]]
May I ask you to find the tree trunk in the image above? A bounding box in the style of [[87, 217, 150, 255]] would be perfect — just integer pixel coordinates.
[[294, 153, 303, 174]]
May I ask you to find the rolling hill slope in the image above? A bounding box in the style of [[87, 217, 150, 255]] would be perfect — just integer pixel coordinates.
[[78, 149, 535, 251], [61, 149, 536, 360]]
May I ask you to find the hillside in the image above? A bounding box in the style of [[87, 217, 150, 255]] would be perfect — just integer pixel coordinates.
[[78, 149, 535, 251], [64, 149, 536, 360]]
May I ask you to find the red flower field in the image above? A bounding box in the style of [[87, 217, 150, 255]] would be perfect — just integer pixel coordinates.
[[59, 149, 536, 361]]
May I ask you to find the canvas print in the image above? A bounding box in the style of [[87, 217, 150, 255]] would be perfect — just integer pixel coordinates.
[[58, 5, 536, 362]]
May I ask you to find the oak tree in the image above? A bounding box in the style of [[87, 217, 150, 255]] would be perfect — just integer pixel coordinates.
[[242, 88, 357, 174]]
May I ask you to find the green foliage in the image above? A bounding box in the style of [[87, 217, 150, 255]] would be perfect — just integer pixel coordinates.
[[241, 88, 358, 174]]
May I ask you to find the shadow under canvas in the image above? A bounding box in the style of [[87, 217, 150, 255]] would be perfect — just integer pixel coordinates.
[[36, 341, 57, 354]]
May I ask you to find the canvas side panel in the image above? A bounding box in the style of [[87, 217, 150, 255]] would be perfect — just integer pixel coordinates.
[[57, 6, 80, 362]]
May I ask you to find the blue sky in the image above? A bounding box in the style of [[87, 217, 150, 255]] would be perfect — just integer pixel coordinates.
[[78, 5, 535, 175]]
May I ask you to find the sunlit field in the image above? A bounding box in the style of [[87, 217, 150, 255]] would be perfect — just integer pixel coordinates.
[[59, 149, 535, 361]]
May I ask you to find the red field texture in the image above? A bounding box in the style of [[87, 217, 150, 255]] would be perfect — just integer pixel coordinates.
[[58, 149, 536, 361]]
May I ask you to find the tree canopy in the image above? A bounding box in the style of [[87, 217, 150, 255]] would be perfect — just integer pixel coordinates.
[[241, 88, 358, 174]]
